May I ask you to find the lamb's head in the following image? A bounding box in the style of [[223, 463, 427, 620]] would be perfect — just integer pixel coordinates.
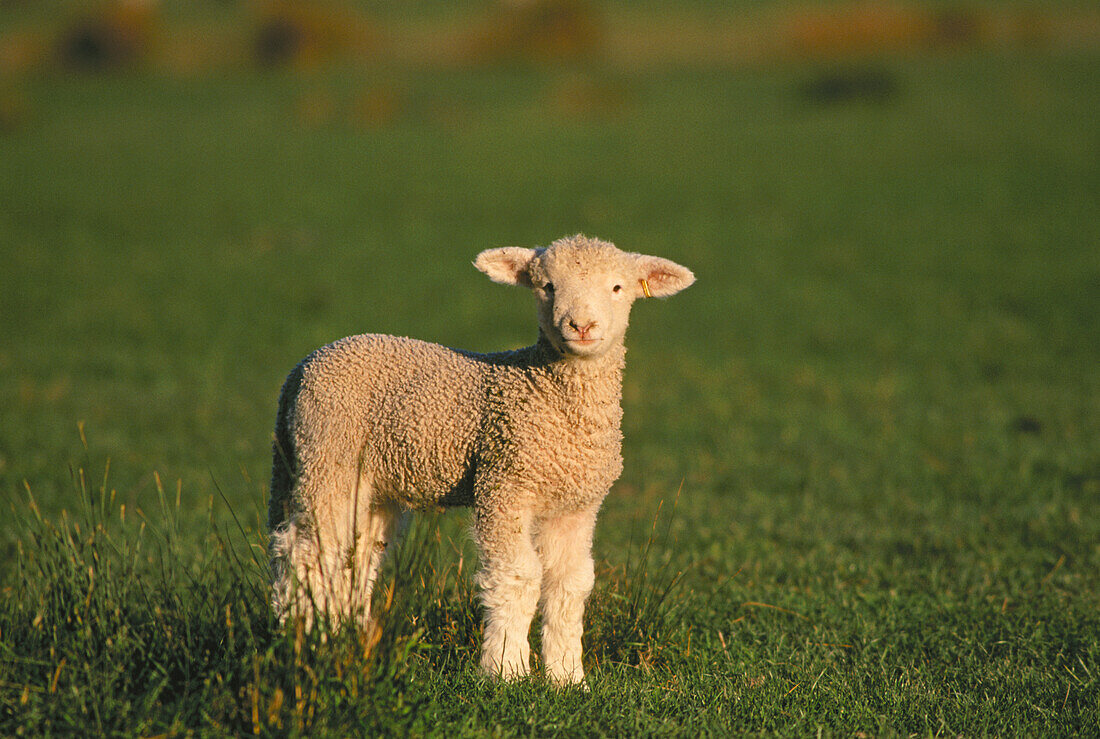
[[475, 234, 695, 359]]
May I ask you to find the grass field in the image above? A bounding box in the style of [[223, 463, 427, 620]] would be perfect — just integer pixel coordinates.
[[2, 4, 1099, 734]]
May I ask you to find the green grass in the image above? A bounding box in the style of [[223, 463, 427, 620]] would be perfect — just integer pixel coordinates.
[[2, 37, 1099, 735]]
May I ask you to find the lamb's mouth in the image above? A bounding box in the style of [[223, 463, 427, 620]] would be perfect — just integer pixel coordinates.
[[561, 337, 603, 354]]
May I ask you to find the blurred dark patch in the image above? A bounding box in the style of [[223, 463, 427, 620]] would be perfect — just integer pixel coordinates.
[[0, 85, 31, 133], [1028, 461, 1100, 494], [54, 2, 158, 72], [296, 289, 330, 316], [979, 362, 1004, 381], [465, 0, 603, 65], [1010, 416, 1043, 435], [800, 66, 900, 105], [252, 1, 377, 69], [930, 8, 983, 46], [1000, 296, 1034, 319], [255, 15, 304, 68], [1064, 470, 1100, 494], [547, 72, 630, 118]]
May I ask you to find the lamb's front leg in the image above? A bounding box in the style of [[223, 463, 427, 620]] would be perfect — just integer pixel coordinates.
[[535, 509, 598, 685], [474, 506, 541, 680]]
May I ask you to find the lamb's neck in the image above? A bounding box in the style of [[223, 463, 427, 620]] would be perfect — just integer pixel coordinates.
[[532, 333, 625, 399]]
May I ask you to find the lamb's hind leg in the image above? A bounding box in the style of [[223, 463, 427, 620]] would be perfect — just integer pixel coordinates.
[[346, 499, 403, 631], [270, 507, 335, 632], [271, 469, 397, 632]]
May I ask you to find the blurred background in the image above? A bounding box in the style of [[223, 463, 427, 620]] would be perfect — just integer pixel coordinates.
[[1, 0, 1098, 551]]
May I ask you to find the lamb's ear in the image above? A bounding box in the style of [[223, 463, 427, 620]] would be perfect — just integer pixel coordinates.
[[474, 247, 537, 287], [631, 254, 695, 298]]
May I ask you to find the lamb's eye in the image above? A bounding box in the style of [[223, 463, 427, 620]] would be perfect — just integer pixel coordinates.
[[612, 284, 622, 293], [543, 282, 554, 293]]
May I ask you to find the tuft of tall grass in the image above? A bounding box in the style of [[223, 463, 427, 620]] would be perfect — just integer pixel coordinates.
[[0, 458, 428, 735], [586, 495, 699, 675], [1, 450, 695, 732]]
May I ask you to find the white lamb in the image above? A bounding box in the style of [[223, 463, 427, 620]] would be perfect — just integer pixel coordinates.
[[268, 234, 694, 684]]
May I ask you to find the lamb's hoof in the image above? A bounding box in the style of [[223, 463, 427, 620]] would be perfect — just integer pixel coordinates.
[[546, 670, 588, 691], [481, 658, 530, 682]]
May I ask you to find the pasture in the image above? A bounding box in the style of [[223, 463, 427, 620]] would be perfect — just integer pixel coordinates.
[[1, 2, 1099, 735]]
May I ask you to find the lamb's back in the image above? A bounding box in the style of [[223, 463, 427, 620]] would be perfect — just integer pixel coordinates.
[[289, 334, 488, 508]]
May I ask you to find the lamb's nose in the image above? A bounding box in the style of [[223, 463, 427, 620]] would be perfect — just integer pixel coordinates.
[[569, 319, 597, 339]]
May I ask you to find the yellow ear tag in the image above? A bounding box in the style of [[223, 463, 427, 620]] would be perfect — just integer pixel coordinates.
[[640, 278, 652, 298]]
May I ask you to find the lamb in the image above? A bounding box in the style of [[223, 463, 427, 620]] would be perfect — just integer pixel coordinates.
[[268, 234, 694, 684]]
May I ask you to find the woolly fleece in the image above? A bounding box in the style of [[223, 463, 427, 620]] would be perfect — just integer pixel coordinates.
[[268, 234, 694, 684]]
